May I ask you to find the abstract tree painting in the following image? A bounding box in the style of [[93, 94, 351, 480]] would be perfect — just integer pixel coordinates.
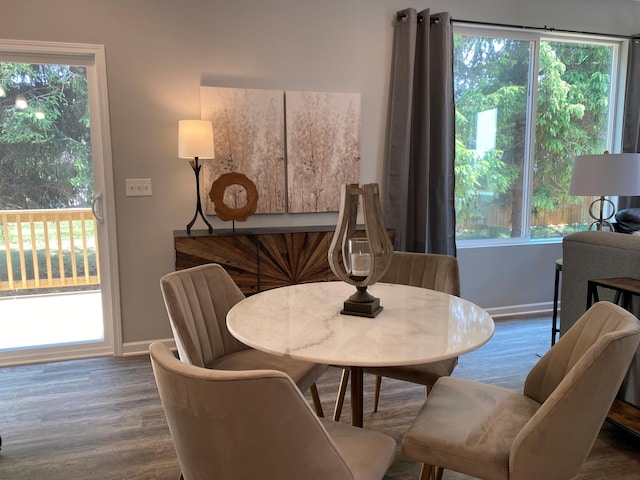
[[200, 87, 361, 215], [200, 86, 286, 215], [285, 91, 361, 213]]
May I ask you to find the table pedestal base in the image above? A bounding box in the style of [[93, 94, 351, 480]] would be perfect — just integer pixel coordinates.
[[350, 366, 364, 428]]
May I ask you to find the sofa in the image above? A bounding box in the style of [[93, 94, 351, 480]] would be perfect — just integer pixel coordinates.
[[561, 230, 640, 411]]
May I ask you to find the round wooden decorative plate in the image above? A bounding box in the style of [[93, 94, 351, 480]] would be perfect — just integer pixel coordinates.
[[209, 172, 259, 222]]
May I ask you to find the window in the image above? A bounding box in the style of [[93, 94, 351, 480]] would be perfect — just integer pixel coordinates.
[[453, 27, 625, 243]]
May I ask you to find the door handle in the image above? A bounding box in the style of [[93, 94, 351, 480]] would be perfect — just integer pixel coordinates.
[[91, 193, 104, 224]]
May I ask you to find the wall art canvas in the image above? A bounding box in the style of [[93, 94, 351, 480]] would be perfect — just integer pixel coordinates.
[[285, 91, 361, 213], [201, 86, 286, 215]]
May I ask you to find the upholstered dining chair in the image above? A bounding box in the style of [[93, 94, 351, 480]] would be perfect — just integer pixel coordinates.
[[334, 251, 461, 421], [160, 263, 327, 416], [401, 301, 640, 480], [149, 342, 396, 480]]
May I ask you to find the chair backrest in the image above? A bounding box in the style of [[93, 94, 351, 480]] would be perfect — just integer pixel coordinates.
[[380, 251, 460, 296], [149, 342, 355, 480], [511, 301, 640, 479], [160, 263, 247, 368]]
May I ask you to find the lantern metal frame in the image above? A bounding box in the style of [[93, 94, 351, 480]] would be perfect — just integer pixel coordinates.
[[328, 183, 394, 318]]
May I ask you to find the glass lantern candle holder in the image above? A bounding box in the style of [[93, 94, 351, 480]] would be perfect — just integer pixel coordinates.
[[328, 183, 394, 318]]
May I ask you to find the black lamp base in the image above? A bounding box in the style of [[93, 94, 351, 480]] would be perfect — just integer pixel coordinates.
[[186, 208, 213, 235], [186, 156, 214, 235]]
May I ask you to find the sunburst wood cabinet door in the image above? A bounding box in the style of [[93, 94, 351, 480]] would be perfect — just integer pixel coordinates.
[[174, 227, 393, 295], [174, 230, 260, 293]]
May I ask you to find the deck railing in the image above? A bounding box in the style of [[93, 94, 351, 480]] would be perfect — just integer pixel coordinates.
[[0, 208, 100, 292]]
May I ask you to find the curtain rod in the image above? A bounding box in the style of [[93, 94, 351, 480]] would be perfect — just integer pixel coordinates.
[[452, 18, 634, 40], [396, 11, 441, 25]]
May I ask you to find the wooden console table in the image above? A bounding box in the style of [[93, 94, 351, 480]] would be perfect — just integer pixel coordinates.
[[174, 226, 394, 295]]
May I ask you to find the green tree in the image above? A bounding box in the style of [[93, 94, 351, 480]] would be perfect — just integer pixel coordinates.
[[532, 42, 610, 216], [0, 62, 92, 209]]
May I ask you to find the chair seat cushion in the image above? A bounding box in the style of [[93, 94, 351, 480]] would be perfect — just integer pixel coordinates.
[[321, 418, 396, 480], [401, 376, 541, 480], [364, 357, 458, 385], [209, 349, 327, 393]]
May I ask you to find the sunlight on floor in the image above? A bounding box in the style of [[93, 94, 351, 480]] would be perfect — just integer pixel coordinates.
[[0, 291, 103, 350]]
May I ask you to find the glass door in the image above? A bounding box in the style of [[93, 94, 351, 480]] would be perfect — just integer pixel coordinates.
[[0, 41, 120, 365]]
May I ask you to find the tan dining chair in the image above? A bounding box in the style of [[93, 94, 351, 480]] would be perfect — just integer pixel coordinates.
[[334, 251, 461, 421], [149, 342, 396, 480], [401, 301, 640, 480], [160, 263, 327, 416]]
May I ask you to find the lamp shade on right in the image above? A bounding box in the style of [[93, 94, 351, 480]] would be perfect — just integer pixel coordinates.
[[569, 153, 640, 197]]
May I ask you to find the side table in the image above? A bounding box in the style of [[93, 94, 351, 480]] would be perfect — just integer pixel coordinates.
[[586, 276, 640, 437], [586, 277, 640, 311]]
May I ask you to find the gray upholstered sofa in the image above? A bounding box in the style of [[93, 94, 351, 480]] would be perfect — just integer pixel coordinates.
[[561, 230, 640, 409]]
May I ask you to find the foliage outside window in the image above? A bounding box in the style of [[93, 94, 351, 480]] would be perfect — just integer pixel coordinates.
[[0, 62, 92, 209], [454, 28, 622, 242]]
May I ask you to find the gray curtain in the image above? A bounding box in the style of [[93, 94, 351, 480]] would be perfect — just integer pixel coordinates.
[[618, 36, 640, 209], [383, 8, 456, 255]]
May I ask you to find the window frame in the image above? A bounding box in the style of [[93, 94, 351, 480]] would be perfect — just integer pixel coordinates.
[[453, 25, 629, 247]]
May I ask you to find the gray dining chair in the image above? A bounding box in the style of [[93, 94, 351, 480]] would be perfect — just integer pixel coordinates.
[[334, 251, 461, 421], [150, 342, 396, 480], [401, 301, 640, 480], [160, 263, 327, 416]]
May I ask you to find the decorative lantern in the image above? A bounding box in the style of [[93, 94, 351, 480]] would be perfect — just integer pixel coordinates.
[[328, 183, 394, 317]]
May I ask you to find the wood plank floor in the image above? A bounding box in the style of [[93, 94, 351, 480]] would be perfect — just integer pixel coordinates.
[[0, 316, 638, 479]]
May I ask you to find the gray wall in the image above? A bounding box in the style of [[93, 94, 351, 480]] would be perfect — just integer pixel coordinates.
[[1, 0, 637, 350]]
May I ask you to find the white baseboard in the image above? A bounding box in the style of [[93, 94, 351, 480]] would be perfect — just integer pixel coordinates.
[[0, 343, 114, 367], [121, 304, 558, 359], [485, 301, 556, 319], [0, 303, 557, 366], [0, 339, 177, 366], [121, 338, 176, 357]]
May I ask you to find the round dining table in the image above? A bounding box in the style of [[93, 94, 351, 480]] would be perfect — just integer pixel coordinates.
[[227, 281, 495, 427]]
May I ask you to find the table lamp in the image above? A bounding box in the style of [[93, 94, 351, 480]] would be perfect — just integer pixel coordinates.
[[569, 152, 640, 231], [178, 120, 215, 235]]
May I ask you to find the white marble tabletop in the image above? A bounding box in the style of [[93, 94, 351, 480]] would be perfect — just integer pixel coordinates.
[[227, 281, 495, 367]]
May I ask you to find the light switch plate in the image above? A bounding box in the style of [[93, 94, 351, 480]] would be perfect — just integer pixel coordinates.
[[125, 178, 152, 197]]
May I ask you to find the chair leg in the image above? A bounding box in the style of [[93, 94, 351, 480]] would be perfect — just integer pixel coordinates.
[[373, 375, 382, 412], [417, 465, 443, 480], [374, 381, 430, 414], [418, 464, 434, 480], [434, 466, 444, 480], [333, 368, 350, 421], [310, 383, 324, 417]]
